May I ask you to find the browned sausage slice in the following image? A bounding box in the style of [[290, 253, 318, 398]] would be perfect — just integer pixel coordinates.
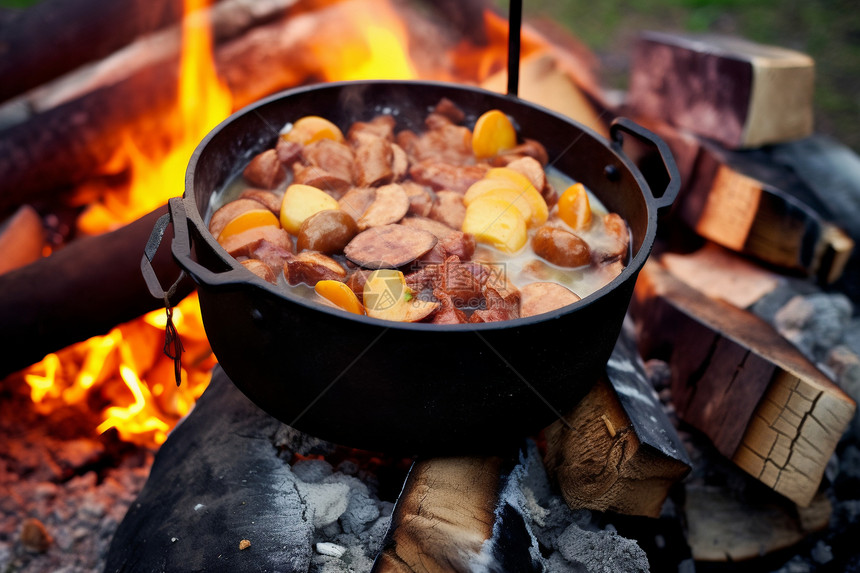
[[429, 190, 466, 230], [519, 282, 581, 318], [243, 149, 287, 189], [283, 251, 346, 286], [241, 259, 277, 284], [239, 189, 282, 213], [344, 224, 438, 269], [338, 187, 376, 221], [532, 226, 591, 268], [357, 183, 410, 230]]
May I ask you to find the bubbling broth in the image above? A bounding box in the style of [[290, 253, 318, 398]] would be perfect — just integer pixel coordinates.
[[204, 99, 630, 324]]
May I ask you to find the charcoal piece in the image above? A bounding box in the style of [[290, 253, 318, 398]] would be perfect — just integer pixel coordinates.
[[104, 367, 313, 573]]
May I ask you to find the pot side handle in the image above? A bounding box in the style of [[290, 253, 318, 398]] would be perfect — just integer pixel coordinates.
[[141, 197, 249, 295], [609, 118, 680, 211]]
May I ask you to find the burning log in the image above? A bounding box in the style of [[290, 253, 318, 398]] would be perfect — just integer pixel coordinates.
[[0, 205, 44, 275], [104, 366, 314, 572], [630, 261, 856, 506], [0, 205, 192, 378], [628, 31, 815, 149], [543, 323, 691, 518]]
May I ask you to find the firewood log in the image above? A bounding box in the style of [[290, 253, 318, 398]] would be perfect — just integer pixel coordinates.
[[544, 324, 691, 518], [373, 453, 541, 573], [630, 261, 856, 506], [0, 205, 192, 377], [628, 31, 814, 148], [675, 138, 853, 283]]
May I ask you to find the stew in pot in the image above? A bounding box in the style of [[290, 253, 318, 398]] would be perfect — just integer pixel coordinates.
[[205, 98, 629, 324]]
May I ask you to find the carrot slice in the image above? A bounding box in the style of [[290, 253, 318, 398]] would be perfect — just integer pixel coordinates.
[[557, 183, 593, 230], [315, 280, 365, 315], [217, 209, 279, 242], [471, 110, 516, 159]]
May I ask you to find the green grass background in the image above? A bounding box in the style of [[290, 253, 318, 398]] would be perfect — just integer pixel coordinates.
[[519, 0, 860, 152]]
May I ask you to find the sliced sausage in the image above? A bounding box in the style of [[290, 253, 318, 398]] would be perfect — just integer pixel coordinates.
[[275, 138, 302, 165], [431, 98, 465, 125], [344, 224, 438, 269], [532, 226, 591, 268], [338, 187, 376, 221], [296, 209, 358, 254], [401, 181, 433, 217], [239, 188, 282, 213], [504, 156, 546, 193], [409, 161, 487, 193], [491, 138, 549, 167], [220, 226, 293, 260], [431, 289, 468, 324], [401, 216, 476, 260], [241, 259, 277, 284], [301, 139, 355, 184], [439, 255, 482, 306], [243, 149, 287, 189], [347, 114, 396, 142], [357, 183, 410, 230], [293, 163, 352, 196], [469, 286, 520, 323], [594, 212, 630, 264], [353, 133, 394, 187], [429, 190, 466, 230], [519, 282, 581, 318], [284, 251, 346, 286], [390, 143, 409, 182]]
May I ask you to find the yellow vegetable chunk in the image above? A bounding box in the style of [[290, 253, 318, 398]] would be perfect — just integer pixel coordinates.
[[280, 184, 340, 235], [217, 209, 279, 242], [485, 168, 548, 226], [464, 175, 548, 228], [471, 109, 517, 159], [461, 196, 528, 253], [315, 280, 365, 315], [464, 185, 533, 224], [557, 183, 593, 230], [362, 269, 437, 322], [282, 116, 345, 145]]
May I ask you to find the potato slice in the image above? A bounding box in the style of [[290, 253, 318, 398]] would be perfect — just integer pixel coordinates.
[[279, 184, 340, 235], [217, 209, 280, 242], [463, 184, 533, 225], [362, 269, 438, 322], [484, 167, 548, 226], [461, 196, 528, 253], [282, 115, 344, 145], [471, 109, 516, 159]]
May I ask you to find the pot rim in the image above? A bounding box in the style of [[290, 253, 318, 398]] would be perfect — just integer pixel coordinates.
[[181, 79, 662, 331]]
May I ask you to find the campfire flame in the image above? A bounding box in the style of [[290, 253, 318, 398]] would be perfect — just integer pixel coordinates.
[[17, 0, 553, 448]]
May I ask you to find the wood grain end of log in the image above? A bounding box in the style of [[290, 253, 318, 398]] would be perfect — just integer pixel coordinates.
[[375, 457, 503, 573], [732, 371, 856, 507], [544, 378, 688, 518]]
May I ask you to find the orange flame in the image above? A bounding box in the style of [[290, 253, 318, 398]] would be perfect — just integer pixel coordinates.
[[17, 0, 551, 448]]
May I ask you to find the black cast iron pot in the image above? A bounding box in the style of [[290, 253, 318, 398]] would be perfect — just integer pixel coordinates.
[[143, 80, 679, 455]]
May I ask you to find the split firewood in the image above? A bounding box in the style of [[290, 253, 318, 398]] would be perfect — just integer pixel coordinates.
[[686, 485, 831, 562], [0, 205, 44, 275], [373, 453, 540, 573], [630, 261, 856, 506], [628, 31, 814, 148], [659, 242, 782, 309], [544, 323, 691, 518], [673, 138, 853, 283], [0, 205, 193, 378]]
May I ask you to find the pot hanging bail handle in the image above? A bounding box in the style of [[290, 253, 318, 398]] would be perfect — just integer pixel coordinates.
[[507, 0, 522, 97], [141, 199, 188, 386], [609, 117, 681, 211]]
